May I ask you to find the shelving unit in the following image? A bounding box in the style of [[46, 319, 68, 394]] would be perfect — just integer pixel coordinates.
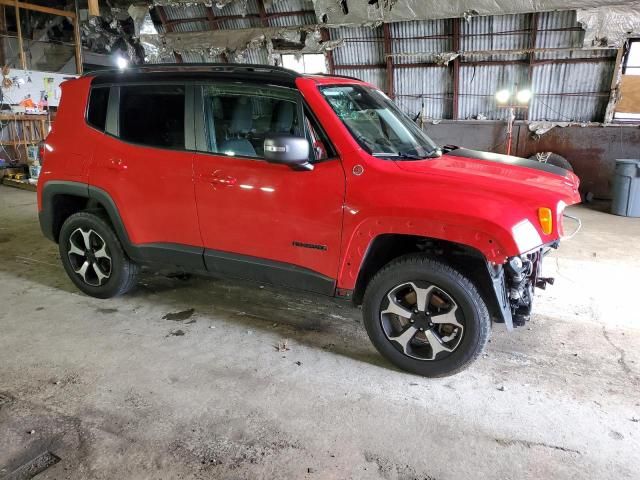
[[0, 113, 49, 190]]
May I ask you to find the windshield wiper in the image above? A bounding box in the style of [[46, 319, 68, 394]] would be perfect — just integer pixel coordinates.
[[372, 148, 442, 160]]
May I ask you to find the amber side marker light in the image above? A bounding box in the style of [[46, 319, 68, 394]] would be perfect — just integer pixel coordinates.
[[538, 207, 553, 234]]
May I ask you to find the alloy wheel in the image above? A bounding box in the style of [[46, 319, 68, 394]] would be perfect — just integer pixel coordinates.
[[380, 282, 464, 360], [67, 228, 112, 286]]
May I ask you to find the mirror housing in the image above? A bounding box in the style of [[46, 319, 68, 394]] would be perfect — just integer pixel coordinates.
[[264, 135, 313, 171]]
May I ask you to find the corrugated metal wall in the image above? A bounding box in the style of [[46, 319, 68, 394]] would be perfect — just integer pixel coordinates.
[[153, 5, 618, 122]]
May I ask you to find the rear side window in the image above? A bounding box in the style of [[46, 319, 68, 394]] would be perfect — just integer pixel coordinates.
[[119, 85, 185, 149], [87, 87, 109, 131]]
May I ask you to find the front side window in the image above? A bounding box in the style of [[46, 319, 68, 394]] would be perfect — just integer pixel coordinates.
[[119, 85, 185, 149], [320, 85, 439, 159], [202, 84, 300, 159]]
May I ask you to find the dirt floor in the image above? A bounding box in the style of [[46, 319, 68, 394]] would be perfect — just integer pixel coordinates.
[[0, 185, 639, 480]]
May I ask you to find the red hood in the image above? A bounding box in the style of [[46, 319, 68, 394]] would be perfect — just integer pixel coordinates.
[[395, 149, 581, 206]]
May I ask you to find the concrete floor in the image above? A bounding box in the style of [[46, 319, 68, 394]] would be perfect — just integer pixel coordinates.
[[0, 185, 639, 480]]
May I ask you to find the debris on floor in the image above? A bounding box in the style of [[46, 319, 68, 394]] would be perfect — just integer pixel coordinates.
[[163, 308, 195, 321], [276, 339, 290, 352]]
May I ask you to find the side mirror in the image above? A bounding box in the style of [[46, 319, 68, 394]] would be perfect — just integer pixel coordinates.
[[264, 134, 313, 171]]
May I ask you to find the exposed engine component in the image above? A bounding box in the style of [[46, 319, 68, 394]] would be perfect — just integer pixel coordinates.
[[505, 249, 553, 327]]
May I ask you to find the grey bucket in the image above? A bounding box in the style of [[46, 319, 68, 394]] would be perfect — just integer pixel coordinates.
[[611, 159, 640, 217]]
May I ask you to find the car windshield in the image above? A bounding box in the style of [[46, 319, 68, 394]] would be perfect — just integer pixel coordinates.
[[319, 85, 440, 159]]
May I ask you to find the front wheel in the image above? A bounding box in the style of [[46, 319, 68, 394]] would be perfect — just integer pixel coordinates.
[[362, 255, 490, 377]]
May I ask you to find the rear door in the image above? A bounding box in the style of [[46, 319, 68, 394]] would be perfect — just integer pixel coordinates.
[[89, 83, 202, 266], [192, 82, 346, 294]]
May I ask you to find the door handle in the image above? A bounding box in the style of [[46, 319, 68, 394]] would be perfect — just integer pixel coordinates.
[[108, 158, 127, 171]]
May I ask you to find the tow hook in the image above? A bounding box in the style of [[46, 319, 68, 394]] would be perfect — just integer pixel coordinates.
[[535, 277, 555, 290]]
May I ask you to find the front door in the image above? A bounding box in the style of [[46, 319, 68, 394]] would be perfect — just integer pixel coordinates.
[[192, 83, 345, 294]]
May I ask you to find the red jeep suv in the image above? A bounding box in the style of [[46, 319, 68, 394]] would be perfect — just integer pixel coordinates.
[[38, 64, 580, 376]]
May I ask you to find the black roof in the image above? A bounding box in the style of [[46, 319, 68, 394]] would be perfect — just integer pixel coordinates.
[[87, 63, 301, 87], [86, 63, 361, 87]]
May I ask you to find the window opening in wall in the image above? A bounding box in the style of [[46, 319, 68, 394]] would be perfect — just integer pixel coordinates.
[[281, 54, 327, 74]]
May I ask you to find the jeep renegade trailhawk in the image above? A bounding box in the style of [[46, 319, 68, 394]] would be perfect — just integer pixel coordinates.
[[38, 64, 581, 377]]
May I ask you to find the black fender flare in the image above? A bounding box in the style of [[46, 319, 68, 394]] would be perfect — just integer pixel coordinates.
[[39, 180, 89, 242], [39, 180, 140, 261]]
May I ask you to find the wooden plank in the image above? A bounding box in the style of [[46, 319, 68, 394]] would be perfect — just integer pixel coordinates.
[[0, 0, 75, 18], [73, 17, 82, 73], [2, 177, 37, 191], [88, 0, 99, 16], [615, 74, 640, 113], [14, 0, 25, 69]]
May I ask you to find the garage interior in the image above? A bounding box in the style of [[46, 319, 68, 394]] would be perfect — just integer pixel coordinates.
[[1, 0, 640, 479]]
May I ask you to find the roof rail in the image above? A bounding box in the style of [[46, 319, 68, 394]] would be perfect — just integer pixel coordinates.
[[312, 72, 362, 82], [84, 63, 302, 78]]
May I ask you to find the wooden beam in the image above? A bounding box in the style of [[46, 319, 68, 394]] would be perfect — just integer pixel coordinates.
[[604, 44, 626, 123], [0, 0, 75, 18], [88, 0, 99, 17], [73, 17, 82, 73], [0, 5, 6, 65], [73, 0, 82, 74], [13, 0, 25, 69]]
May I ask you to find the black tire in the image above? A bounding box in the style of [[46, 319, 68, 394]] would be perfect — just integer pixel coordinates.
[[58, 211, 138, 298], [362, 254, 490, 377], [528, 152, 574, 172]]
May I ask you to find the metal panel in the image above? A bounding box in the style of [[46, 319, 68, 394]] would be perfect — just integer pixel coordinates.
[[265, 0, 314, 14], [179, 50, 226, 63], [530, 61, 614, 121], [335, 67, 387, 91], [394, 66, 452, 119], [267, 12, 317, 27], [232, 47, 271, 65], [458, 63, 529, 120], [214, 0, 259, 16], [390, 19, 451, 64], [331, 26, 383, 66], [461, 14, 530, 62]]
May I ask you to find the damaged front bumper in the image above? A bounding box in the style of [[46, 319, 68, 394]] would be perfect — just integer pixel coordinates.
[[487, 242, 559, 331]]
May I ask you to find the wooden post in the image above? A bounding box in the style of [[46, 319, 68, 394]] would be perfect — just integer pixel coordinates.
[[87, 0, 99, 17], [14, 0, 25, 69], [73, 19, 82, 73], [0, 6, 5, 65]]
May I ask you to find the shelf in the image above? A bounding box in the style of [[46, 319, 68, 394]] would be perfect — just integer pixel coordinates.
[[0, 140, 39, 146], [1, 177, 37, 191]]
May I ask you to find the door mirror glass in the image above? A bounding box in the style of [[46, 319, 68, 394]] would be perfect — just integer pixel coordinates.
[[264, 134, 312, 170]]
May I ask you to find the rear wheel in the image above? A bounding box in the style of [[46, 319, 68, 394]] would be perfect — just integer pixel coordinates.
[[362, 255, 490, 377], [58, 212, 138, 298]]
